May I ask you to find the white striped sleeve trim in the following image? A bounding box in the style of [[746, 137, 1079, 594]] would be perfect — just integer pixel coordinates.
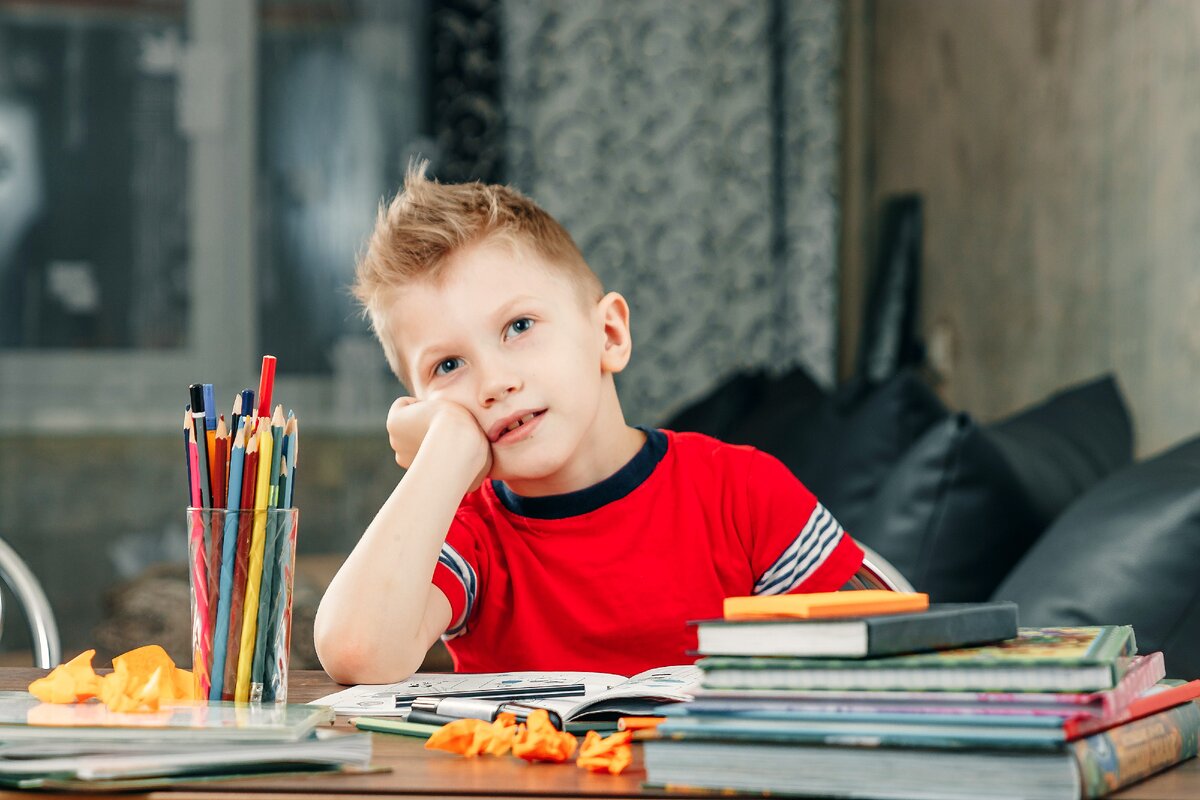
[[753, 502, 846, 596], [437, 543, 478, 639]]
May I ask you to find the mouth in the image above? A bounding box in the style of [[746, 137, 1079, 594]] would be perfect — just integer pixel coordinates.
[[489, 410, 546, 443]]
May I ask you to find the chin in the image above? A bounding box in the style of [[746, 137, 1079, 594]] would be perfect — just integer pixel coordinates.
[[490, 450, 572, 488]]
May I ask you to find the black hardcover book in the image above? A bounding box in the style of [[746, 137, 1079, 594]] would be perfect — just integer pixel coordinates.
[[692, 601, 1018, 659]]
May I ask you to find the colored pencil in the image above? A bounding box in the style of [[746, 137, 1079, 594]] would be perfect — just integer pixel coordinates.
[[184, 409, 197, 506], [236, 422, 274, 701], [262, 449, 294, 702], [285, 413, 299, 507], [209, 419, 247, 701], [223, 428, 259, 700], [255, 448, 292, 698], [229, 393, 244, 463], [186, 423, 211, 697], [212, 418, 229, 521], [251, 408, 286, 692], [256, 355, 276, 419], [266, 406, 285, 507], [203, 383, 217, 486], [188, 384, 214, 508], [241, 388, 255, 428]]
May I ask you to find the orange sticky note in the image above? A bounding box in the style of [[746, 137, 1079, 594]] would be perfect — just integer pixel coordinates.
[[723, 590, 928, 620]]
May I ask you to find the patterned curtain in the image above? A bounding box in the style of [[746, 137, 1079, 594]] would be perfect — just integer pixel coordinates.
[[502, 0, 841, 425]]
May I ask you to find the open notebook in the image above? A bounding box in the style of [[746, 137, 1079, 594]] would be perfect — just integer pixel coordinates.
[[313, 665, 702, 723]]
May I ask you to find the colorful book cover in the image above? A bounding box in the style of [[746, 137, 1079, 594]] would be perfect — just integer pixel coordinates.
[[699, 627, 1135, 671], [698, 627, 1137, 693], [1072, 699, 1200, 798]]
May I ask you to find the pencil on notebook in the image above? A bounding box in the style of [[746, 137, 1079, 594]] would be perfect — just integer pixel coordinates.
[[209, 419, 247, 701], [236, 421, 274, 701]]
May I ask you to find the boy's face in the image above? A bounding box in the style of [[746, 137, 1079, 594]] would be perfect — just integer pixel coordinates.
[[388, 237, 630, 490]]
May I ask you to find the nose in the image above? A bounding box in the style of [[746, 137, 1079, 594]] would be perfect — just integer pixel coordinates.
[[477, 359, 522, 408]]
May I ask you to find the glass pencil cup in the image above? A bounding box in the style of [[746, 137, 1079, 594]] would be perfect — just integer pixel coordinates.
[[187, 507, 299, 705]]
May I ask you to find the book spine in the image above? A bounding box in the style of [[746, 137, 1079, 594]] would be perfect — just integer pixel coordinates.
[[1098, 652, 1165, 716], [1071, 701, 1200, 799]]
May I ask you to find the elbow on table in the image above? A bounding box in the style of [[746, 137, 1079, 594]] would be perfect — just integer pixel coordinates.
[[314, 629, 425, 686]]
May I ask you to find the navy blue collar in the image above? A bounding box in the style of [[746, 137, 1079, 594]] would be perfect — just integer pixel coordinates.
[[491, 427, 667, 520]]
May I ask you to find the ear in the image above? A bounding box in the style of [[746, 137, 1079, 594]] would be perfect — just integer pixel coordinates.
[[596, 291, 633, 374]]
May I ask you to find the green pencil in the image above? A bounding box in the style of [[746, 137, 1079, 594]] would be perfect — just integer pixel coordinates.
[[350, 717, 441, 739]]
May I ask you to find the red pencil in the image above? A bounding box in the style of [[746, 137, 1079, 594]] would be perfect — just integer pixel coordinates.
[[256, 355, 277, 419]]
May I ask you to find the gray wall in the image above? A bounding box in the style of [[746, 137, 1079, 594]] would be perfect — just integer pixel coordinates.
[[846, 0, 1200, 456]]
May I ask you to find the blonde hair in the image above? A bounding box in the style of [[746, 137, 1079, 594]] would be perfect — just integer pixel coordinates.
[[354, 162, 603, 381]]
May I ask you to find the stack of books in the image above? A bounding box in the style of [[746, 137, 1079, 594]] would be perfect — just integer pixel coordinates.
[[0, 692, 370, 790], [643, 594, 1200, 800]]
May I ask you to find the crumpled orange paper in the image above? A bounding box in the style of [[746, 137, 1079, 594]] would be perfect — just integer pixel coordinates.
[[510, 709, 577, 763], [28, 645, 196, 712], [576, 729, 633, 774], [425, 712, 518, 757], [426, 709, 580, 765]]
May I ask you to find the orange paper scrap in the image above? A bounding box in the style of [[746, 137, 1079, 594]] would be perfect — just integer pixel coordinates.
[[723, 589, 929, 620], [28, 645, 197, 713], [576, 729, 633, 775], [511, 709, 578, 763], [28, 650, 101, 704], [425, 712, 517, 758], [426, 709, 578, 765]]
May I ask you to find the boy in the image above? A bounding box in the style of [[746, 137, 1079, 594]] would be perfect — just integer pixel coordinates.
[[314, 165, 863, 684]]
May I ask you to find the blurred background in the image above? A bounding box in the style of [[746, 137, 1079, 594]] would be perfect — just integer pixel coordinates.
[[0, 0, 1197, 668]]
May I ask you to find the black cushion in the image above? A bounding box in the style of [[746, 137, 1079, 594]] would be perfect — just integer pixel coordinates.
[[663, 367, 826, 444], [789, 372, 948, 535], [993, 434, 1200, 679], [853, 413, 1043, 602], [986, 375, 1133, 527]]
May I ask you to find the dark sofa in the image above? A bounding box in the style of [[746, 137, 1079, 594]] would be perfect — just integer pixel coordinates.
[[663, 368, 1200, 679]]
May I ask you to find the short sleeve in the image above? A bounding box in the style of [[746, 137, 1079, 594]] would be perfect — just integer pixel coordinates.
[[735, 448, 864, 595], [430, 506, 487, 639]]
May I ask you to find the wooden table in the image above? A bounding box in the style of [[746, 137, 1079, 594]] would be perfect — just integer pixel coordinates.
[[0, 669, 1197, 799]]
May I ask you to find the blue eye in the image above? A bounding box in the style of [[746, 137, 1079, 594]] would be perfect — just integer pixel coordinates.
[[433, 357, 463, 377], [505, 318, 534, 339]]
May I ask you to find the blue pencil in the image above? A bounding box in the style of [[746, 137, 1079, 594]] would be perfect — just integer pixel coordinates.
[[202, 384, 217, 434], [209, 418, 247, 701], [241, 388, 256, 425]]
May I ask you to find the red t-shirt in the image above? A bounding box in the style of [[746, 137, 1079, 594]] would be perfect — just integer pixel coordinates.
[[431, 428, 863, 675]]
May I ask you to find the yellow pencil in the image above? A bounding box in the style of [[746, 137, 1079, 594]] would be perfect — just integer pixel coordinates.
[[235, 422, 274, 701]]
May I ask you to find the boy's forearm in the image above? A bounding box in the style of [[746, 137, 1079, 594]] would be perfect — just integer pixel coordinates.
[[314, 418, 483, 683]]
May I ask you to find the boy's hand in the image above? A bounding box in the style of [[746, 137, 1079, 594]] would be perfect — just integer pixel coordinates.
[[387, 397, 492, 490]]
